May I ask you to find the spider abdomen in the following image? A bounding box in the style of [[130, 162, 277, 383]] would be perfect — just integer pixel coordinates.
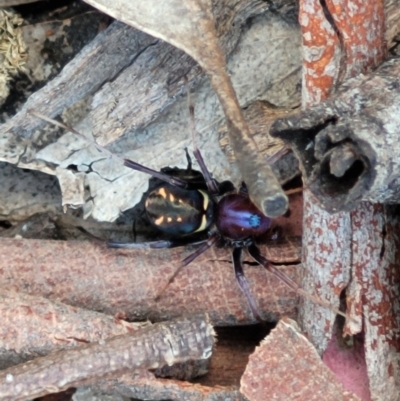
[[215, 194, 271, 240], [145, 183, 214, 236]]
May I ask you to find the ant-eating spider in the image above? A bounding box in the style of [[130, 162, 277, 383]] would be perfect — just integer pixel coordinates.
[[30, 105, 347, 323]]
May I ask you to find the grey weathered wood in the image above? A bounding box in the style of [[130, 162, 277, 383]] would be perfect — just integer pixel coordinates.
[[271, 57, 400, 213], [0, 162, 61, 221], [0, 2, 301, 223], [0, 314, 214, 401]]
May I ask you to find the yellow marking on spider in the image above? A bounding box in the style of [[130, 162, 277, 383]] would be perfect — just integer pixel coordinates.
[[154, 216, 164, 225], [177, 217, 182, 222], [167, 217, 172, 223], [194, 214, 207, 232], [170, 193, 175, 202], [199, 190, 209, 212], [157, 188, 167, 198], [194, 190, 210, 232]]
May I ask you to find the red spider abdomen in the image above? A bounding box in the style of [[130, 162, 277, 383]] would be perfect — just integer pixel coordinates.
[[215, 194, 271, 240]]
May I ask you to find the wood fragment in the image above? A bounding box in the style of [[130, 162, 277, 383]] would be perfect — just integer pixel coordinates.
[[102, 372, 245, 401], [240, 318, 360, 401], [1, 21, 149, 144], [0, 314, 215, 401], [271, 57, 400, 211], [347, 204, 400, 401], [218, 102, 300, 186], [0, 290, 146, 369], [298, 0, 339, 106], [0, 237, 300, 325], [97, 325, 268, 400], [298, 201, 351, 351]]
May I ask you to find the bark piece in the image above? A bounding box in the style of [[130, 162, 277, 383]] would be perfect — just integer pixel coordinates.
[[97, 324, 267, 400], [347, 204, 400, 401], [0, 20, 148, 147], [0, 162, 61, 222], [0, 237, 300, 325], [240, 318, 360, 401], [218, 102, 300, 186], [2, 307, 266, 400], [0, 314, 215, 401], [101, 372, 244, 401], [298, 0, 340, 107], [299, 200, 351, 352], [0, 290, 146, 369], [270, 57, 400, 212]]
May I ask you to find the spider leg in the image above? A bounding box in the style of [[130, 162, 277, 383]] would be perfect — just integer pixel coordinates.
[[123, 159, 188, 188], [247, 243, 299, 290], [184, 147, 193, 171], [80, 224, 217, 300], [78, 226, 207, 250], [188, 109, 234, 196], [247, 243, 349, 319], [232, 247, 263, 322], [185, 79, 220, 195], [154, 232, 219, 300], [108, 236, 207, 250]]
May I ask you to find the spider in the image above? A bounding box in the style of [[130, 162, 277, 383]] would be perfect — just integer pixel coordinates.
[[30, 108, 346, 322]]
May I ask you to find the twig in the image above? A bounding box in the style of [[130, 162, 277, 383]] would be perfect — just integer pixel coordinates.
[[0, 314, 215, 401]]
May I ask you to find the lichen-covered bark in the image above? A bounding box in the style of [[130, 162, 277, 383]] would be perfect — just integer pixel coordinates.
[[282, 0, 386, 352], [298, 200, 351, 349], [299, 0, 340, 106]]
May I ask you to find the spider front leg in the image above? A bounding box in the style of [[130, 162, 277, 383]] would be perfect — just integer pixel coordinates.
[[78, 227, 206, 250], [107, 236, 207, 250], [186, 78, 233, 197], [232, 246, 263, 322], [247, 243, 349, 319], [154, 233, 219, 300]]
